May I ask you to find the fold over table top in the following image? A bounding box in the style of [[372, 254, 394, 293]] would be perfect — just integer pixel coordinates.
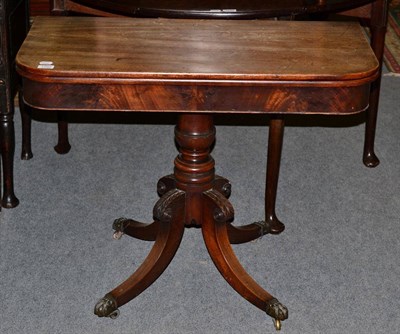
[[17, 17, 379, 114]]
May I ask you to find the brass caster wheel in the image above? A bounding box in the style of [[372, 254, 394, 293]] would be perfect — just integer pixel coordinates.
[[273, 319, 282, 331], [94, 293, 119, 318], [113, 230, 124, 240], [112, 217, 127, 240], [109, 309, 120, 319], [266, 297, 288, 331]]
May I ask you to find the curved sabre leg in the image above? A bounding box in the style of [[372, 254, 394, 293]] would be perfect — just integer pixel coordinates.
[[227, 222, 270, 244], [94, 190, 185, 318], [202, 189, 288, 329]]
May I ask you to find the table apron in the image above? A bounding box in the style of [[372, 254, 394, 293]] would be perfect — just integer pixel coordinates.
[[21, 79, 371, 115]]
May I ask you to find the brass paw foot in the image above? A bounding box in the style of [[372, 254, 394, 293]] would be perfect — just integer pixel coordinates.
[[254, 218, 285, 235], [266, 298, 288, 331], [94, 293, 120, 319], [112, 217, 160, 242], [112, 217, 128, 239]]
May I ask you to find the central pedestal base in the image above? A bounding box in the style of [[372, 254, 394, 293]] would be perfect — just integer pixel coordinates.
[[94, 114, 288, 330]]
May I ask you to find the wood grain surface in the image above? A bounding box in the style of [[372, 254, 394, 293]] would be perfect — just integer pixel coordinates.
[[17, 17, 378, 83]]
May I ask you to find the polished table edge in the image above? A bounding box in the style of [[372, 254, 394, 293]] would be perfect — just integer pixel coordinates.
[[16, 69, 380, 86], [17, 18, 379, 83], [15, 18, 380, 115]]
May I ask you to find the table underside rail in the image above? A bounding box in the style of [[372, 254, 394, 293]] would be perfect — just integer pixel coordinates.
[[21, 79, 373, 115]]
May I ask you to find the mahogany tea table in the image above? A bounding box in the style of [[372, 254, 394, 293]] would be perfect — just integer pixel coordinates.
[[16, 17, 379, 330]]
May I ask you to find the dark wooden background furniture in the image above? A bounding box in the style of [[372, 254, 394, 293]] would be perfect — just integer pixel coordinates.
[[0, 0, 29, 210], [30, 0, 50, 15], [17, 17, 379, 330], [50, 0, 376, 18]]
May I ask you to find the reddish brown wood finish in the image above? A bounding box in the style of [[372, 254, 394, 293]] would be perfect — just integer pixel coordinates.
[[17, 17, 379, 328], [265, 117, 285, 234], [110, 190, 186, 308], [20, 80, 375, 115], [17, 19, 378, 110]]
